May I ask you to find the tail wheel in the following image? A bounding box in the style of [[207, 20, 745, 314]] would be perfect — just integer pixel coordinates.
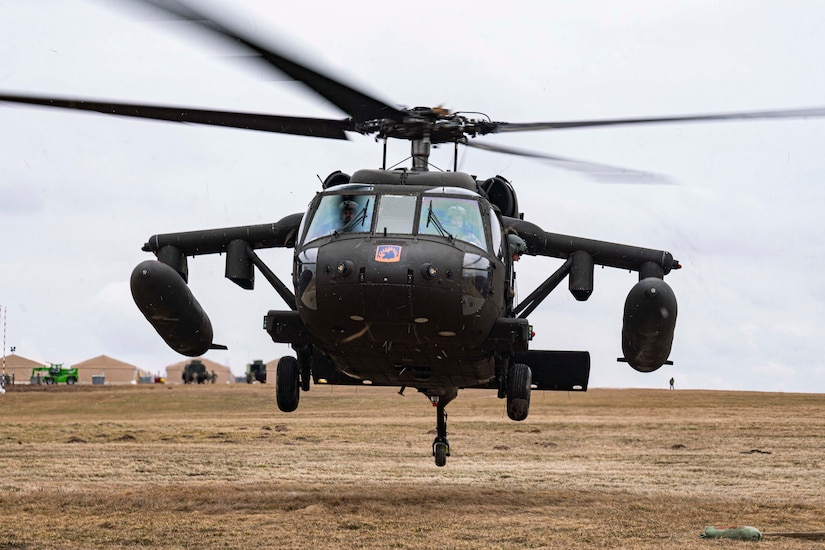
[[506, 363, 532, 421], [275, 356, 300, 412]]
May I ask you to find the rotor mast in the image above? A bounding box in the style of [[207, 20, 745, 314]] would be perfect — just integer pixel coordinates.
[[411, 135, 432, 171]]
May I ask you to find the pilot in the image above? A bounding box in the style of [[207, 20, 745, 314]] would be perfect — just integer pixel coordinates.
[[508, 234, 527, 262], [446, 205, 483, 246], [446, 205, 467, 228], [339, 200, 358, 228]]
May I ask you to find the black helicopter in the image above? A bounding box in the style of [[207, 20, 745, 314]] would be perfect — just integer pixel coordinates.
[[3, 1, 825, 466]]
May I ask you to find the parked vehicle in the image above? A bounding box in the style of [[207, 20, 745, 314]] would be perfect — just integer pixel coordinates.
[[30, 364, 78, 385], [246, 360, 266, 384]]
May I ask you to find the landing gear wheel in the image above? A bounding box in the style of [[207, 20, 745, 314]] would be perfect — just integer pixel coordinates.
[[506, 363, 532, 421], [432, 402, 451, 467], [433, 440, 449, 467], [275, 356, 300, 412]]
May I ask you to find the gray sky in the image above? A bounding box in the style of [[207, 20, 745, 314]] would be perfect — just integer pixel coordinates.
[[1, 0, 824, 392]]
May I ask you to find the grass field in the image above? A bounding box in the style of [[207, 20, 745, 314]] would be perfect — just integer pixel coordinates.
[[0, 384, 823, 548]]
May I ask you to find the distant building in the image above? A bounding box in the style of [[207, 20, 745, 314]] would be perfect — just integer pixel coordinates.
[[71, 354, 150, 384], [2, 353, 45, 383]]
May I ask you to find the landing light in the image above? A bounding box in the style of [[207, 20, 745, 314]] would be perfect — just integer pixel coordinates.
[[350, 315, 365, 321], [336, 260, 353, 277], [421, 263, 438, 280], [438, 331, 457, 337], [414, 317, 429, 324]]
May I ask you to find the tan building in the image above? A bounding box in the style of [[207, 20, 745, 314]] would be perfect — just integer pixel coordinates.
[[2, 353, 46, 383], [165, 357, 233, 384], [71, 354, 150, 384]]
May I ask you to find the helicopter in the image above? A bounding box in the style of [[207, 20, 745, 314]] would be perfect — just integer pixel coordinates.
[[3, 1, 825, 466]]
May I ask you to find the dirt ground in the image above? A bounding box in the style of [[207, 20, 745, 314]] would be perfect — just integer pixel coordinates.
[[0, 384, 823, 549]]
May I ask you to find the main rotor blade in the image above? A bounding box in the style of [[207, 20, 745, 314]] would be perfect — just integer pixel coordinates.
[[479, 106, 825, 134], [464, 139, 671, 184], [130, 0, 404, 123], [0, 93, 352, 139]]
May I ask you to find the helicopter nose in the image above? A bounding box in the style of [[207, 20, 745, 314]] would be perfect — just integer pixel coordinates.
[[304, 240, 467, 339]]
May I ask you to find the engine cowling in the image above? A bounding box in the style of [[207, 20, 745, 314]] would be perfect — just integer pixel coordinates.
[[480, 175, 519, 218], [621, 277, 677, 372]]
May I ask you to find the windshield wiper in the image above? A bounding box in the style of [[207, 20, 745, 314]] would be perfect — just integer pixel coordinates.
[[426, 200, 451, 238]]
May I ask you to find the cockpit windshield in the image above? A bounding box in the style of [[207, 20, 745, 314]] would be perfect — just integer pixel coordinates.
[[373, 195, 417, 234], [302, 191, 488, 252], [419, 196, 486, 249], [304, 194, 374, 243]]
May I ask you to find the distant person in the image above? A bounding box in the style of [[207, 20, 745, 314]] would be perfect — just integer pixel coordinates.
[[669, 377, 675, 390]]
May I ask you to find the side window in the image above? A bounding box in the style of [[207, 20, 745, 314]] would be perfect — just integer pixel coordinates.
[[461, 253, 491, 315], [374, 195, 416, 234], [294, 247, 318, 310], [489, 207, 503, 260], [303, 195, 373, 243], [419, 197, 487, 250]]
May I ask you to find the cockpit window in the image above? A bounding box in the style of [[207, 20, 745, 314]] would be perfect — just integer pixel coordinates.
[[374, 195, 417, 235], [303, 194, 374, 243], [419, 196, 487, 250]]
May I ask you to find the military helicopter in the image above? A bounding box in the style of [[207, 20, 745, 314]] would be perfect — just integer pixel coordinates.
[[3, 1, 825, 466]]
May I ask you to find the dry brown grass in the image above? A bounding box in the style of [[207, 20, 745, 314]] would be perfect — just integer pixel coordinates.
[[0, 384, 823, 549]]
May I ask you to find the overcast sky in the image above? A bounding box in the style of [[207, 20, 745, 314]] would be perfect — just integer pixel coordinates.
[[1, 0, 824, 393]]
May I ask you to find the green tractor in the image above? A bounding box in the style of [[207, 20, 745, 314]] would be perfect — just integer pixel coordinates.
[[30, 363, 79, 385]]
